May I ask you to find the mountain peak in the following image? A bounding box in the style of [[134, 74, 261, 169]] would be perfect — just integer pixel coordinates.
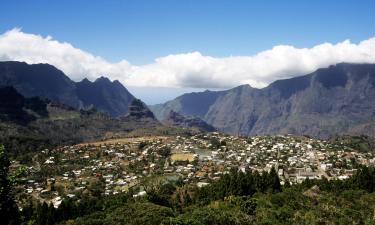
[[229, 83, 254, 93], [76, 76, 135, 117], [152, 63, 375, 138], [80, 78, 91, 83], [0, 61, 80, 107], [0, 61, 137, 117], [113, 80, 122, 85], [95, 76, 111, 83]]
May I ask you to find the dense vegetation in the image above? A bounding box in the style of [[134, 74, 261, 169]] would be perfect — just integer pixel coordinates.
[[12, 167, 375, 225], [0, 145, 19, 225]]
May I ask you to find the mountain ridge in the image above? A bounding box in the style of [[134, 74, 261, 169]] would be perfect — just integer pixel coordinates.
[[0, 61, 137, 117], [76, 76, 135, 117], [150, 63, 375, 138]]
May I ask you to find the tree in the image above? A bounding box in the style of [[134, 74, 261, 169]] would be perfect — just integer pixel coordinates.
[[0, 145, 19, 225], [159, 147, 171, 158], [210, 138, 221, 149], [267, 167, 281, 193]]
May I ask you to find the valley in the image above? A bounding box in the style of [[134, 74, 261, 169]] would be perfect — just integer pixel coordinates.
[[1, 59, 375, 224], [12, 132, 375, 209], [1, 61, 375, 224], [2, 2, 375, 223]]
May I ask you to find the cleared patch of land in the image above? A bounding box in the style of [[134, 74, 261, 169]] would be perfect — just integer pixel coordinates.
[[171, 153, 195, 162], [76, 136, 169, 146]]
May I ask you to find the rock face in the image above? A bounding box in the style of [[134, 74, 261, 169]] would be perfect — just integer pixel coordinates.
[[118, 99, 161, 131], [121, 99, 158, 122], [151, 63, 375, 138], [164, 110, 216, 132], [0, 61, 136, 117]]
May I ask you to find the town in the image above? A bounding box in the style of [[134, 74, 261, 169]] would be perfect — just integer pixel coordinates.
[[12, 133, 375, 209]]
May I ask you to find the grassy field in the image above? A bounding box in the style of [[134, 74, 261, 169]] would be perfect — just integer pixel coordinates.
[[170, 153, 195, 162]]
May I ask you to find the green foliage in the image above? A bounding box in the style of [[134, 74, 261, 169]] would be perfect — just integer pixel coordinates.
[[138, 141, 148, 150], [9, 165, 27, 185], [330, 135, 375, 153], [158, 146, 172, 158], [253, 188, 375, 225], [165, 200, 254, 225], [209, 138, 221, 149], [0, 133, 53, 157], [224, 195, 257, 215], [300, 166, 375, 193], [0, 145, 19, 225], [146, 182, 176, 207], [73, 202, 174, 225], [16, 165, 375, 224], [238, 197, 257, 215], [196, 168, 281, 204]]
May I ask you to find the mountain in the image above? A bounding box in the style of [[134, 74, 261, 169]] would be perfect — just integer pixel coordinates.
[[151, 63, 375, 138], [163, 110, 216, 132], [122, 99, 157, 120], [150, 89, 227, 120], [0, 86, 159, 155], [120, 99, 160, 127], [76, 77, 135, 117], [0, 61, 136, 117], [0, 61, 79, 107]]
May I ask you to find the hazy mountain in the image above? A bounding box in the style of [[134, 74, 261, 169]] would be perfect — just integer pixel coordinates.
[[151, 63, 375, 138], [149, 89, 227, 120], [163, 110, 216, 132], [0, 61, 136, 117]]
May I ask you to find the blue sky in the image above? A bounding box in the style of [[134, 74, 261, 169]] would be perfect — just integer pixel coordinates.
[[1, 0, 374, 65], [1, 0, 375, 104]]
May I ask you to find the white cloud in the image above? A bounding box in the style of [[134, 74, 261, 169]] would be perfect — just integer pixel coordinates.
[[0, 28, 135, 82], [1, 28, 375, 89]]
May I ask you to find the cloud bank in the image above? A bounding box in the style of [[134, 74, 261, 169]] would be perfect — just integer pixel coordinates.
[[1, 28, 375, 89]]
